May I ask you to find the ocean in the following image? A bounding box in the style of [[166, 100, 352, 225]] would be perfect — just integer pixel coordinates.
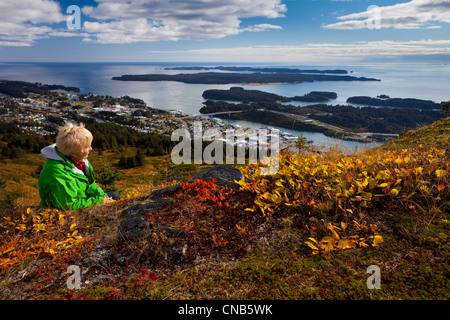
[[1, 61, 449, 150]]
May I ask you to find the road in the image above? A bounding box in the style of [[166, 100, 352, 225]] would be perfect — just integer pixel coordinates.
[[266, 110, 345, 133], [173, 109, 398, 143]]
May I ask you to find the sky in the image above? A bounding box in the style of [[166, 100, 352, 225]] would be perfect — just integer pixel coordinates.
[[0, 0, 449, 64]]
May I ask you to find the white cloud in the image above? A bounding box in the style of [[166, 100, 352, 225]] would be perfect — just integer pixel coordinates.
[[323, 0, 450, 30], [81, 0, 286, 43], [0, 0, 66, 46], [240, 24, 283, 33], [146, 40, 450, 63]]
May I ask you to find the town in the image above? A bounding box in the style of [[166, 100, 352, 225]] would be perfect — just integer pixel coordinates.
[[0, 87, 295, 152]]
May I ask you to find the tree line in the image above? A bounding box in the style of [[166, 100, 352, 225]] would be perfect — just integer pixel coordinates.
[[0, 121, 55, 159], [0, 120, 174, 162], [308, 104, 444, 133], [0, 80, 79, 98]]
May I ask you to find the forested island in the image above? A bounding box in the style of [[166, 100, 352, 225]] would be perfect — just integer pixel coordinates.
[[112, 72, 379, 85], [202, 87, 337, 103], [347, 96, 441, 110], [290, 91, 338, 102], [201, 99, 444, 137], [0, 80, 80, 98], [165, 66, 348, 74]]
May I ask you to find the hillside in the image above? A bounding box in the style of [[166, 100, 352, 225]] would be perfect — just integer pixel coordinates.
[[0, 118, 448, 301]]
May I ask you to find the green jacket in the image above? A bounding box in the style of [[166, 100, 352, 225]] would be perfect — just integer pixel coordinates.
[[38, 144, 108, 210]]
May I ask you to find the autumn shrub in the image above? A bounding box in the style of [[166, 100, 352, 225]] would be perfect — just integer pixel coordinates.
[[238, 145, 448, 254], [126, 179, 263, 264], [0, 207, 87, 269]]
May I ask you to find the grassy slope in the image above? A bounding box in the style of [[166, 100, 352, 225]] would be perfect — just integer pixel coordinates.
[[0, 118, 448, 300]]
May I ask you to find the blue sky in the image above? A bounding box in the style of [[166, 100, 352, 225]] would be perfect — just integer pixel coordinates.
[[0, 0, 449, 64]]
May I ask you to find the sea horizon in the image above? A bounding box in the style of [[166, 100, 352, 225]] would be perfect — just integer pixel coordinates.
[[1, 61, 448, 150]]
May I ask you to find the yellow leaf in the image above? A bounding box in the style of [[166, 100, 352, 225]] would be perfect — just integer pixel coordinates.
[[361, 192, 372, 200], [325, 241, 334, 253], [362, 178, 369, 187], [435, 169, 447, 178], [15, 224, 27, 232], [305, 241, 319, 251], [254, 199, 265, 207], [390, 188, 399, 197], [337, 238, 354, 250], [327, 223, 340, 240], [70, 223, 77, 230], [378, 183, 389, 188], [33, 223, 46, 233], [308, 237, 318, 244], [372, 235, 384, 247], [359, 241, 369, 248], [341, 221, 347, 230], [275, 180, 284, 187], [45, 248, 57, 255], [26, 208, 31, 214]]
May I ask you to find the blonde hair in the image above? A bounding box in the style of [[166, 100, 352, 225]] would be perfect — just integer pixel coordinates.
[[56, 122, 93, 158]]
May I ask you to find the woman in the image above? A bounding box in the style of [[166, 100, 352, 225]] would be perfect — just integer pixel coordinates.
[[38, 122, 117, 210]]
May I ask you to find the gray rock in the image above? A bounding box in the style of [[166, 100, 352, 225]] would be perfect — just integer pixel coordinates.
[[148, 184, 183, 199], [192, 164, 244, 190], [158, 226, 185, 238], [117, 165, 243, 243], [120, 198, 173, 219], [118, 217, 150, 241]]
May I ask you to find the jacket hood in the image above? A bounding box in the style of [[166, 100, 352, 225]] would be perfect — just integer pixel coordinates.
[[40, 144, 66, 163]]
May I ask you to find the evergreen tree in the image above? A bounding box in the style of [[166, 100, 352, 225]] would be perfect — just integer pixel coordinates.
[[135, 149, 144, 167], [119, 155, 128, 169], [441, 101, 450, 117]]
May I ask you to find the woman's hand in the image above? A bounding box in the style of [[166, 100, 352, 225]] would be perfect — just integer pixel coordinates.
[[103, 196, 115, 204]]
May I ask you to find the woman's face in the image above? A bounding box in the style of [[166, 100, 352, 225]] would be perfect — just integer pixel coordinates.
[[72, 144, 92, 161], [80, 144, 93, 159]]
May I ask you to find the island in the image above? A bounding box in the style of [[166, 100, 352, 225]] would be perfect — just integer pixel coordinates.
[[0, 80, 80, 98], [165, 66, 349, 74], [202, 87, 289, 103], [290, 91, 337, 103], [112, 72, 379, 85], [347, 96, 441, 110], [200, 97, 444, 141], [202, 87, 337, 104]]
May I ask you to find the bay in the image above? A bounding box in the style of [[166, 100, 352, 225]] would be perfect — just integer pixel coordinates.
[[1, 61, 448, 150]]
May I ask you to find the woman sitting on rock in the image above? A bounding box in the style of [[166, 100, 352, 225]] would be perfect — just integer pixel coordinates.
[[38, 122, 119, 210]]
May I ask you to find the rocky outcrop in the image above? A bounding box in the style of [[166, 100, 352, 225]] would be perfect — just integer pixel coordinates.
[[118, 165, 244, 242], [192, 164, 244, 190]]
